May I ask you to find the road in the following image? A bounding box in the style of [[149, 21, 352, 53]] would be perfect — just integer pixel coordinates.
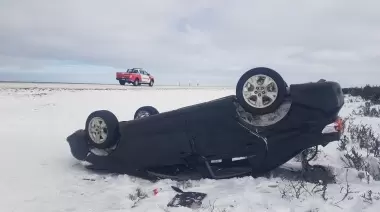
[[0, 82, 233, 91]]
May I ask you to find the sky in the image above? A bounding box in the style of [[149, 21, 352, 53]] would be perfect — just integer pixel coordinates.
[[0, 0, 379, 87]]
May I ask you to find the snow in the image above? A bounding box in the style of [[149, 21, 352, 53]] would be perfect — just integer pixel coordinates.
[[1, 84, 380, 212]]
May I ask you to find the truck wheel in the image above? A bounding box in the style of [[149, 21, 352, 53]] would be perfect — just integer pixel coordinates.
[[133, 79, 140, 86], [119, 80, 126, 85], [236, 67, 287, 115], [134, 106, 159, 119], [85, 110, 120, 149]]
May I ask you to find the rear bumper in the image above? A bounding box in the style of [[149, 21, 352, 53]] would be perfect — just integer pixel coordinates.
[[320, 132, 340, 146], [319, 117, 343, 145], [290, 81, 344, 113], [116, 78, 134, 83]]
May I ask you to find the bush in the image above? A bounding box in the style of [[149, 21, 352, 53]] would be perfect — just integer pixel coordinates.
[[338, 122, 380, 181], [353, 102, 380, 118], [343, 85, 380, 105], [346, 123, 380, 155], [128, 187, 148, 208]]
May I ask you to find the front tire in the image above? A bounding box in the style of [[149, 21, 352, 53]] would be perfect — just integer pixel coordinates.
[[149, 80, 154, 87], [85, 110, 120, 149], [236, 67, 287, 115], [134, 106, 159, 119], [133, 79, 140, 86]]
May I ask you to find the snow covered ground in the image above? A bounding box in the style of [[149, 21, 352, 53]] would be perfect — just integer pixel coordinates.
[[1, 83, 380, 212]]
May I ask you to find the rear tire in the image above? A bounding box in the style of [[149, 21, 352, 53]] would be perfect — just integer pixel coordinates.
[[119, 80, 126, 85], [236, 67, 287, 115], [134, 106, 159, 119], [85, 110, 120, 149]]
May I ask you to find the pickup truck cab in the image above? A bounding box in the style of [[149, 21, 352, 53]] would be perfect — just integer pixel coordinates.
[[116, 68, 154, 86]]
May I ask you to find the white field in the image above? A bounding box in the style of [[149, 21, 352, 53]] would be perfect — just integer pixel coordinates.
[[1, 83, 380, 212]]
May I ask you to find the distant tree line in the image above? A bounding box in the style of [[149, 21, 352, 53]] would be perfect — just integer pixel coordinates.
[[343, 85, 380, 104]]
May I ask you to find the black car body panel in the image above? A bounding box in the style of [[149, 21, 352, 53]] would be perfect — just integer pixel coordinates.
[[290, 81, 344, 113], [66, 80, 344, 180]]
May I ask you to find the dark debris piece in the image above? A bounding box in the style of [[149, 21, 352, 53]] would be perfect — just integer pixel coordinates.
[[167, 186, 207, 209]]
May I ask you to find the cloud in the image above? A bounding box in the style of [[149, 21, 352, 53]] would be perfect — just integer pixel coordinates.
[[0, 0, 379, 86]]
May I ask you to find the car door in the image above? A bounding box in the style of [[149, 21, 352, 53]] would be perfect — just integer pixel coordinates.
[[140, 70, 150, 83], [184, 96, 267, 160]]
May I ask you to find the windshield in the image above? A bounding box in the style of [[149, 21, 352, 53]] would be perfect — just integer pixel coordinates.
[[126, 68, 140, 73]]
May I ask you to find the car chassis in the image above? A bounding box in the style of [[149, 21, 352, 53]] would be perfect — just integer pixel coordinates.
[[66, 67, 345, 181]]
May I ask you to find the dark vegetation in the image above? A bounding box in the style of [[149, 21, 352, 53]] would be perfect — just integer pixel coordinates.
[[343, 85, 380, 104], [344, 85, 380, 117], [337, 85, 380, 181]]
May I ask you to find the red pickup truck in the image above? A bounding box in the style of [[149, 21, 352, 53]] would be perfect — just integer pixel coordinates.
[[116, 68, 154, 86]]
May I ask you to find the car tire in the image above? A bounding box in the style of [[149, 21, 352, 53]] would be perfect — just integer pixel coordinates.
[[119, 80, 126, 85], [149, 80, 154, 87], [236, 67, 287, 115], [85, 110, 120, 149], [134, 106, 159, 119]]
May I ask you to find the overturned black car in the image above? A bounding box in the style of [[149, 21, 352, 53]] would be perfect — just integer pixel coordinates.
[[66, 67, 344, 180]]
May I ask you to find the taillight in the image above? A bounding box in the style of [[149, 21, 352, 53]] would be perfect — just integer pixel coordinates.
[[334, 117, 344, 132], [322, 117, 344, 134]]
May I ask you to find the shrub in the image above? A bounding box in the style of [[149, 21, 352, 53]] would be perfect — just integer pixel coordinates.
[[353, 102, 380, 118], [343, 85, 380, 105], [338, 122, 380, 181]]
